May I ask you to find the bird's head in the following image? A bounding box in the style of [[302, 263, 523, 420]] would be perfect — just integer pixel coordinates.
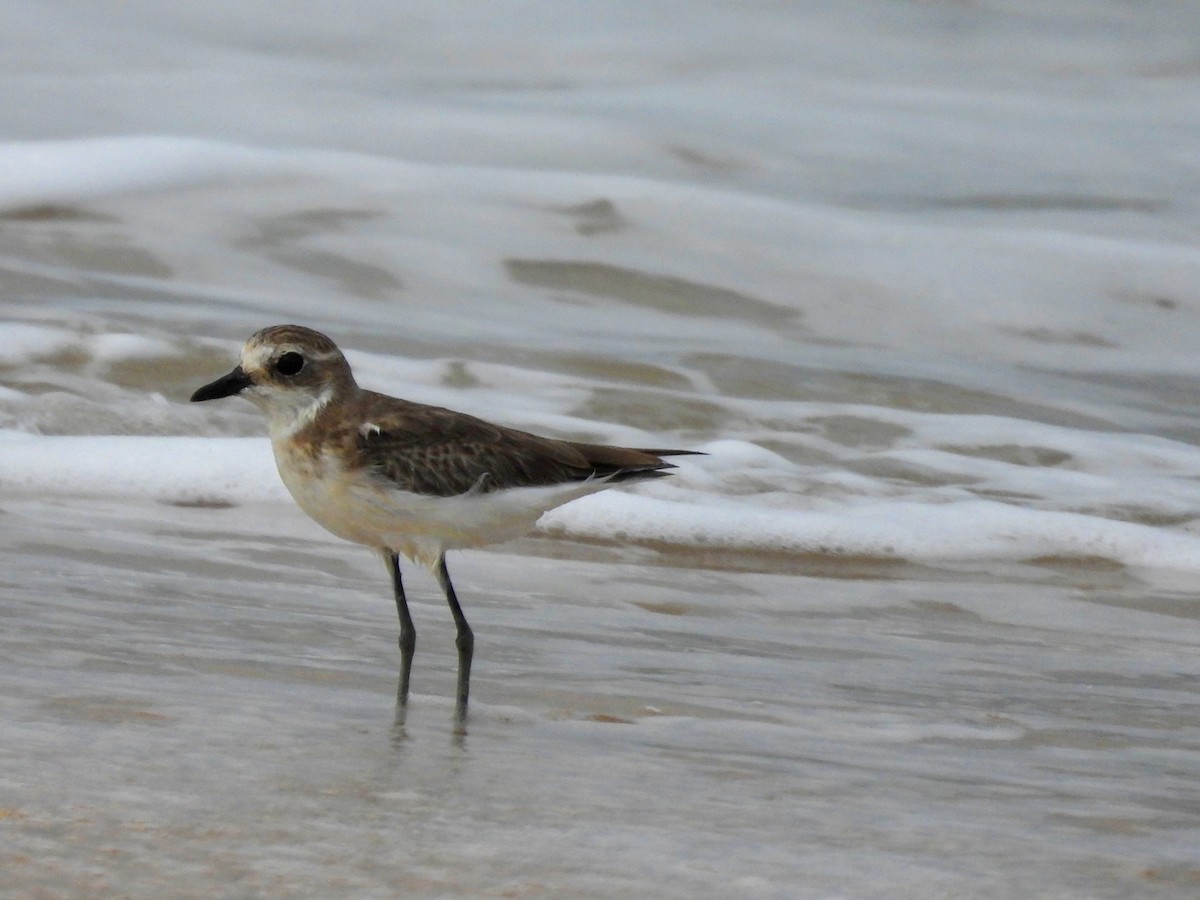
[[190, 324, 355, 436]]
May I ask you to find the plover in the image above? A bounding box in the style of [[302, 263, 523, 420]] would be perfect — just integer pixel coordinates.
[[191, 325, 698, 726]]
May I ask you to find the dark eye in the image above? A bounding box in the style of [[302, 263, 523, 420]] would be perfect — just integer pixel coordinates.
[[275, 351, 305, 376]]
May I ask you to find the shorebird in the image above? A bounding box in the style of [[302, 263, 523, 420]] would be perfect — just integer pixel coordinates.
[[190, 324, 698, 727]]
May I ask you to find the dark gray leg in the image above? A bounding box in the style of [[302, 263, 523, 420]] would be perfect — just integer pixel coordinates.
[[435, 554, 473, 728], [387, 551, 416, 708]]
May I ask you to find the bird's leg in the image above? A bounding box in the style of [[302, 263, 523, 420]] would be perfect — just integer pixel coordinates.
[[435, 554, 473, 728], [386, 551, 416, 709]]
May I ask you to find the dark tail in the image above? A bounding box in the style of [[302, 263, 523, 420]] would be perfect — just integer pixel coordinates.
[[571, 444, 705, 484], [632, 448, 706, 459]]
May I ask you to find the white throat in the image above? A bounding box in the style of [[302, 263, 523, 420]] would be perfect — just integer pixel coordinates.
[[252, 383, 336, 440]]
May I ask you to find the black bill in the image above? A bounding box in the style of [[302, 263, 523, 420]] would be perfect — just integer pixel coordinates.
[[190, 366, 253, 402]]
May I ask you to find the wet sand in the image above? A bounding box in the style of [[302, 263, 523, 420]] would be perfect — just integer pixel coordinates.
[[2, 495, 1198, 898]]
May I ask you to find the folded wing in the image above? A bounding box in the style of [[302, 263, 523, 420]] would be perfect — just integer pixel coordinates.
[[350, 394, 696, 497]]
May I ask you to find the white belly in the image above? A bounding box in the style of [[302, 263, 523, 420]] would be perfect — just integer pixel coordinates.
[[272, 440, 606, 568]]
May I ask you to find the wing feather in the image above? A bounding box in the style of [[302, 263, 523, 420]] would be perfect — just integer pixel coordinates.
[[346, 393, 688, 498], [351, 396, 585, 496]]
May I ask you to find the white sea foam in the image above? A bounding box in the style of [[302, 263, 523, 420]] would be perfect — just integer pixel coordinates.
[[0, 431, 284, 504], [5, 133, 1199, 373], [0, 322, 81, 365], [0, 136, 288, 214], [5, 311, 1200, 573], [4, 421, 1200, 573]]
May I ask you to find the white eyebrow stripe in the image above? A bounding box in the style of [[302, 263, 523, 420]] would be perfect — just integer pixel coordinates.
[[242, 344, 342, 371]]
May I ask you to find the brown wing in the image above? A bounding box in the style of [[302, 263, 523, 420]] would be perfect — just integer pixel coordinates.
[[350, 393, 689, 497]]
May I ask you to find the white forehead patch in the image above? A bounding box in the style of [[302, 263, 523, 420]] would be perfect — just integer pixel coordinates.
[[241, 341, 277, 373]]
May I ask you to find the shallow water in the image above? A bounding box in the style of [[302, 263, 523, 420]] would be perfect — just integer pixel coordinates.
[[3, 498, 1199, 898], [3, 1, 1200, 897]]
